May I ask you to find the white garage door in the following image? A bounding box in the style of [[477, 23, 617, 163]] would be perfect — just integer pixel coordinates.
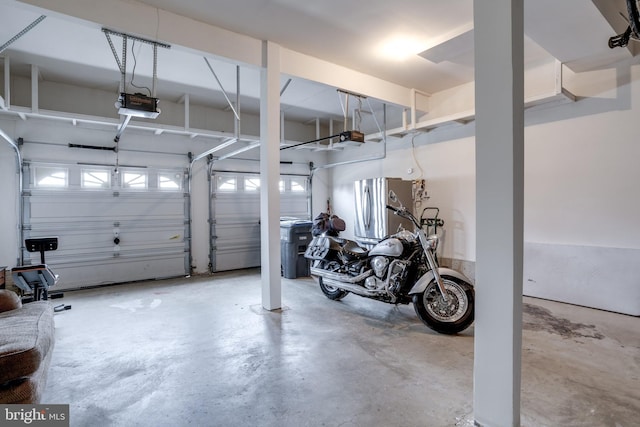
[[210, 171, 310, 271], [22, 162, 189, 290]]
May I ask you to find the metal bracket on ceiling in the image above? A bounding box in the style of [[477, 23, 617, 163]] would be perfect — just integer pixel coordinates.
[[280, 78, 292, 96], [102, 28, 171, 96], [0, 15, 46, 55], [102, 29, 171, 143], [337, 89, 367, 132], [335, 89, 384, 143]]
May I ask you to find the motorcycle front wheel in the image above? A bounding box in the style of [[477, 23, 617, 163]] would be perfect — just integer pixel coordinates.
[[413, 276, 474, 335], [318, 277, 349, 301]]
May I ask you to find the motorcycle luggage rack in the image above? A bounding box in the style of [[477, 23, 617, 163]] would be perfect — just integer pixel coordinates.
[[420, 207, 444, 236]]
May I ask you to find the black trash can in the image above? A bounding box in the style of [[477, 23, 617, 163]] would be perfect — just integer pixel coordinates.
[[280, 220, 312, 279]]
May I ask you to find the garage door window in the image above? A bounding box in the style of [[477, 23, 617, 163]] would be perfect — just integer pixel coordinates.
[[158, 172, 182, 191], [217, 176, 237, 191], [122, 171, 147, 189], [82, 169, 111, 189], [244, 177, 260, 191], [34, 166, 68, 188], [279, 176, 307, 192], [291, 177, 306, 192]]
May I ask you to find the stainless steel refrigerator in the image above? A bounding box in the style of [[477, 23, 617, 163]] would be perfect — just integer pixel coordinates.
[[354, 178, 414, 245]]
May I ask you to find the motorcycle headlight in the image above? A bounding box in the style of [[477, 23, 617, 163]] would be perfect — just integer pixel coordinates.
[[427, 234, 439, 251]]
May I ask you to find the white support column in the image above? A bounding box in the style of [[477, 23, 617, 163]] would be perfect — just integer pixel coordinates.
[[260, 40, 282, 311], [31, 64, 39, 114], [473, 0, 524, 426]]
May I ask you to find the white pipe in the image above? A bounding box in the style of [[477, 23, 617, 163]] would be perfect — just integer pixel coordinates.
[[344, 93, 349, 132], [365, 98, 383, 136], [192, 138, 238, 164], [4, 57, 10, 110], [410, 88, 431, 129], [0, 128, 21, 180], [410, 88, 416, 130], [31, 65, 39, 114], [184, 93, 190, 130], [203, 57, 240, 121], [235, 65, 241, 140], [215, 141, 260, 161], [329, 118, 334, 147], [0, 127, 24, 265], [114, 114, 132, 143]]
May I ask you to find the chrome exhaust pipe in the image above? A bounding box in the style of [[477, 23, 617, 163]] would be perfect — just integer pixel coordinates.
[[310, 267, 372, 284], [323, 278, 383, 298]]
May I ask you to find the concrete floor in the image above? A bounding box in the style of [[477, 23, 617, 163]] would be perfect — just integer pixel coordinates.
[[42, 269, 639, 427]]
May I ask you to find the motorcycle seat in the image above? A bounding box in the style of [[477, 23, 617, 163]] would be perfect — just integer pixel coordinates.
[[342, 240, 369, 260]]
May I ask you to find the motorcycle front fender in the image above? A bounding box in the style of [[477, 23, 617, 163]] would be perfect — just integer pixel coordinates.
[[408, 268, 473, 295]]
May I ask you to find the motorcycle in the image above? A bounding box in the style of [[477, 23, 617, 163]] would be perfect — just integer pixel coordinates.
[[304, 191, 474, 334]]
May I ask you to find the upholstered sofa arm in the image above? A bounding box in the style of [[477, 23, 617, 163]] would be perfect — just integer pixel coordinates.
[[0, 289, 22, 313]]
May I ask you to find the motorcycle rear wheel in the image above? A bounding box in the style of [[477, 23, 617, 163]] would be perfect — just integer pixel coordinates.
[[413, 276, 474, 335], [318, 277, 349, 301]]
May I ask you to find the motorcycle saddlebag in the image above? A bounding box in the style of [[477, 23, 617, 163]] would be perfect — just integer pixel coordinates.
[[312, 212, 346, 237], [304, 236, 331, 260]]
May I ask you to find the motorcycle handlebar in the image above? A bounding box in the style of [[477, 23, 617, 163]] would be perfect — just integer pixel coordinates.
[[387, 204, 420, 227]]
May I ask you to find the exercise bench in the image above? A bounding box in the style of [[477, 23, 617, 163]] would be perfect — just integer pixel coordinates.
[[12, 237, 71, 311]]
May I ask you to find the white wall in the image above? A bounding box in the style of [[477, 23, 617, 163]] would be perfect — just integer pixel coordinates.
[[328, 58, 640, 315], [525, 63, 640, 248]]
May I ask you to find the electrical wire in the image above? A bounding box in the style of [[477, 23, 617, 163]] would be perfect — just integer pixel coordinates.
[[410, 133, 424, 179], [129, 40, 152, 96]]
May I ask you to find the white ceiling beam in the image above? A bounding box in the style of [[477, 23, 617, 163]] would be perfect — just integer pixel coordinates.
[[18, 0, 416, 109], [280, 48, 413, 108], [17, 0, 262, 67], [418, 23, 474, 64]]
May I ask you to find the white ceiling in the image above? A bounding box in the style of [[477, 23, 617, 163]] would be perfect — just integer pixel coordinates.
[[0, 0, 634, 128]]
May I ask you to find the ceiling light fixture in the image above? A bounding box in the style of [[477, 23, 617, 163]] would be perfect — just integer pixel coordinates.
[[378, 35, 426, 61]]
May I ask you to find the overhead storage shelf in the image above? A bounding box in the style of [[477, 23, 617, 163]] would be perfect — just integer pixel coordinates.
[[523, 87, 576, 110], [365, 82, 576, 143]]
